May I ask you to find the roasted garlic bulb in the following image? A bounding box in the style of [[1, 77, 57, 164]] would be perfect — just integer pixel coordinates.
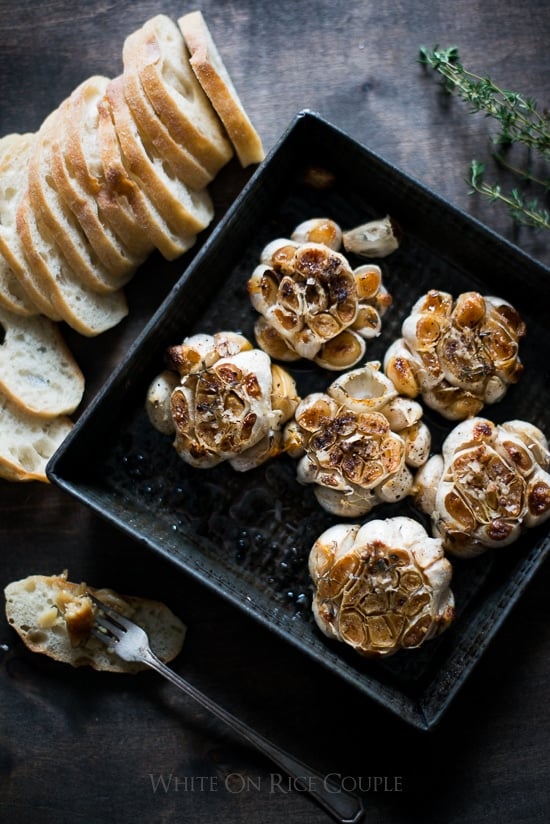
[[384, 289, 526, 420], [309, 516, 455, 658], [248, 218, 392, 371], [414, 417, 550, 557], [146, 331, 299, 471], [284, 361, 431, 516]]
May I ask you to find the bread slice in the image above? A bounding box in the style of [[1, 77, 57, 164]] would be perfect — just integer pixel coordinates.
[[64, 75, 154, 260], [0, 133, 61, 320], [0, 134, 42, 317], [97, 90, 197, 261], [127, 15, 233, 176], [4, 572, 187, 673], [0, 305, 84, 417], [27, 106, 135, 295], [105, 76, 214, 237], [16, 193, 129, 336], [52, 78, 147, 277], [0, 390, 73, 481], [178, 11, 265, 167], [122, 40, 213, 190]]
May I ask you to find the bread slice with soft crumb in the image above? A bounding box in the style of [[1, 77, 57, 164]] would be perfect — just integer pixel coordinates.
[[105, 76, 214, 237], [4, 572, 187, 672], [0, 134, 42, 317], [129, 14, 233, 176], [65, 75, 154, 260], [27, 107, 135, 295], [16, 193, 128, 337], [97, 89, 197, 261], [52, 78, 147, 277], [122, 36, 213, 190], [0, 391, 73, 481], [0, 305, 84, 417], [178, 11, 265, 167], [0, 133, 61, 320]]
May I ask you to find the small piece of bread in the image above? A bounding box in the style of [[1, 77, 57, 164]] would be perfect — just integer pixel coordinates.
[[0, 391, 73, 481], [0, 305, 84, 417], [178, 11, 265, 167], [4, 572, 187, 673], [128, 14, 234, 176]]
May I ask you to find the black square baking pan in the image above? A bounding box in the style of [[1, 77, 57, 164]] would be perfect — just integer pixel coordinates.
[[47, 110, 550, 730]]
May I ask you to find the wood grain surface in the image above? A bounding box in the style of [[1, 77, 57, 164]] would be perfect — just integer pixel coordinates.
[[1, 2, 549, 823]]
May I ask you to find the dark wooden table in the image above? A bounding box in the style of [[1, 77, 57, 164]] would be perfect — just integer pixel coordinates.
[[1, 2, 550, 822]]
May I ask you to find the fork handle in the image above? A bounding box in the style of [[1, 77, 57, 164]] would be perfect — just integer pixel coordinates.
[[141, 648, 364, 823]]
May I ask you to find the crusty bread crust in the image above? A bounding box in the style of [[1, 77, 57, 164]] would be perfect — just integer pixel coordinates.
[[4, 572, 187, 671], [178, 11, 265, 167]]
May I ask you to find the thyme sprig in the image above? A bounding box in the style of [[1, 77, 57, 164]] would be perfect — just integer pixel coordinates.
[[419, 45, 550, 157], [419, 45, 550, 231], [468, 160, 550, 231]]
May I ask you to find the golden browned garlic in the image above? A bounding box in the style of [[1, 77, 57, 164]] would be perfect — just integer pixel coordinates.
[[414, 417, 550, 557], [248, 219, 392, 371], [309, 516, 455, 658], [145, 332, 299, 470], [384, 289, 526, 420], [284, 361, 431, 516]]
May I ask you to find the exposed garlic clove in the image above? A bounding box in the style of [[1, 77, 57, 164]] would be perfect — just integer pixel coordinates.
[[343, 215, 401, 259], [314, 329, 366, 370], [145, 370, 179, 435], [291, 218, 343, 250]]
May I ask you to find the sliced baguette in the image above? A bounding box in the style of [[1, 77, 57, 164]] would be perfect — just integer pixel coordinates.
[[178, 11, 265, 167], [0, 305, 84, 417], [105, 76, 214, 237], [52, 79, 147, 277], [27, 107, 134, 295], [128, 15, 233, 176], [16, 193, 129, 337], [122, 39, 214, 190], [64, 75, 154, 260], [97, 91, 197, 261], [4, 572, 187, 672], [0, 390, 73, 482], [0, 134, 42, 317], [0, 133, 61, 320]]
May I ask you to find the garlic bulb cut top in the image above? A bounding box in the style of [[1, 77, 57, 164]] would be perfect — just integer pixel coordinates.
[[309, 516, 455, 658]]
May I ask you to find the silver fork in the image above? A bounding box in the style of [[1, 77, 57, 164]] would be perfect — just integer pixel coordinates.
[[89, 594, 364, 824]]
